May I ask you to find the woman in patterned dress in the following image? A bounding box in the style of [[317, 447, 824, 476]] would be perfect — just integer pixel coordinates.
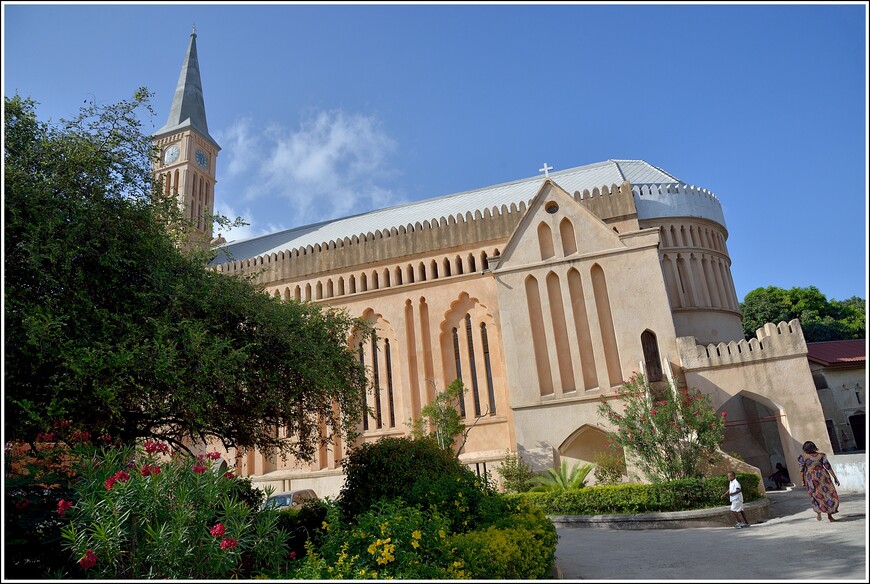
[[798, 440, 841, 522]]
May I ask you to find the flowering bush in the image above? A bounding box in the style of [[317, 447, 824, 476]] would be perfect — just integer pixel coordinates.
[[58, 442, 290, 578], [290, 500, 463, 579], [598, 372, 725, 482]]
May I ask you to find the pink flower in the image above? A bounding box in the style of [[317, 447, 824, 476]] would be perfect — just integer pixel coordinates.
[[721, 412, 727, 417], [79, 549, 97, 570], [210, 523, 226, 537], [223, 471, 235, 479], [57, 499, 73, 517], [206, 451, 222, 460], [192, 464, 206, 474], [220, 538, 238, 550]]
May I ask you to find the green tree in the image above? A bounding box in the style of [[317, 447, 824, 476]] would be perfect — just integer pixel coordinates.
[[597, 373, 725, 482], [409, 378, 483, 455], [4, 92, 372, 460], [531, 460, 594, 493], [740, 285, 865, 342]]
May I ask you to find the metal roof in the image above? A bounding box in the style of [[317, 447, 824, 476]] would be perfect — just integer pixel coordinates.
[[154, 30, 220, 150], [210, 159, 720, 266], [806, 340, 867, 367]]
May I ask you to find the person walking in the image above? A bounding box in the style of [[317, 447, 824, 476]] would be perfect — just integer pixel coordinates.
[[798, 440, 841, 522], [724, 471, 751, 528]]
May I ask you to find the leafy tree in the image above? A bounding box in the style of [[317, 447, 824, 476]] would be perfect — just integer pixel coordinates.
[[409, 378, 485, 455], [597, 373, 725, 482], [4, 92, 372, 460], [530, 460, 594, 493], [740, 285, 865, 342]]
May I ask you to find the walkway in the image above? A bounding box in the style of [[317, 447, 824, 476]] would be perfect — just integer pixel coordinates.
[[554, 488, 867, 580]]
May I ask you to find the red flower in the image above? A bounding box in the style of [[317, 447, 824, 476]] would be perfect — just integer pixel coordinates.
[[143, 440, 169, 454], [223, 471, 235, 479], [101, 435, 112, 443], [105, 470, 131, 490], [220, 538, 238, 550], [290, 551, 297, 560], [721, 412, 727, 417], [210, 523, 226, 537], [57, 499, 73, 517], [15, 498, 30, 510], [70, 430, 90, 443], [650, 409, 657, 415], [206, 451, 222, 460], [36, 432, 56, 442], [140, 464, 161, 477], [192, 464, 206, 474], [79, 549, 97, 570]]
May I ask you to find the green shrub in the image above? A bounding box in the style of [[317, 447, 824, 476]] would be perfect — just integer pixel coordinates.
[[449, 500, 557, 579], [276, 500, 329, 561], [291, 499, 463, 579], [339, 437, 492, 532], [497, 450, 536, 493], [59, 443, 290, 579], [593, 445, 626, 485], [512, 473, 762, 515]]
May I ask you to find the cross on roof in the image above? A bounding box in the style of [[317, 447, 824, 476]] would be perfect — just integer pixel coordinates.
[[539, 163, 553, 178]]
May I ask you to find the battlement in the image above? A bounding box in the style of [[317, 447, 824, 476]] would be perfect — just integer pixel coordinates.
[[678, 319, 808, 370], [633, 183, 726, 228], [213, 200, 527, 281]]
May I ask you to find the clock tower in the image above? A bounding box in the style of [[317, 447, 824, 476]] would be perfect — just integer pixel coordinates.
[[153, 27, 221, 245]]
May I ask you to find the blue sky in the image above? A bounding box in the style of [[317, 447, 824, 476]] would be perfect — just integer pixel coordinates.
[[3, 2, 868, 303]]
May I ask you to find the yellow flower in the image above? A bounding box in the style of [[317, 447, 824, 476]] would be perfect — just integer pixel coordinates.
[[368, 541, 379, 555], [439, 529, 446, 539], [411, 530, 421, 540], [411, 540, 420, 549], [322, 521, 330, 531], [453, 560, 463, 568]]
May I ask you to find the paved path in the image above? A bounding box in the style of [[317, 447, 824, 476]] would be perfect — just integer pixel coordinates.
[[554, 488, 867, 580]]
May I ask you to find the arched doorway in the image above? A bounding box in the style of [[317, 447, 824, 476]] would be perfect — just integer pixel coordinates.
[[559, 425, 624, 486], [849, 410, 865, 451], [717, 392, 791, 486]]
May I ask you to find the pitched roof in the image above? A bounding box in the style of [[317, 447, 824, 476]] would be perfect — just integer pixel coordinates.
[[806, 339, 867, 367], [210, 159, 723, 266], [154, 30, 219, 150]]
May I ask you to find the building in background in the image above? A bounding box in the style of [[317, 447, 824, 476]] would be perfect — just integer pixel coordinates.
[[154, 32, 847, 496]]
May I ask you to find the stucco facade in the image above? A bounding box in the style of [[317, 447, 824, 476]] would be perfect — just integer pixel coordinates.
[[154, 33, 844, 498]]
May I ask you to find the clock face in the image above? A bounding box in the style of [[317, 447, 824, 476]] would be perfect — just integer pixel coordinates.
[[164, 144, 180, 164], [195, 149, 209, 169]]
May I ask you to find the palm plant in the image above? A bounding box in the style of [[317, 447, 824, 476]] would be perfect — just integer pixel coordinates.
[[531, 460, 595, 493]]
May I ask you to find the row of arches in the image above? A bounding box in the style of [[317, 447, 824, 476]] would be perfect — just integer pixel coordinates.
[[661, 251, 739, 312], [272, 248, 501, 302], [524, 264, 621, 396], [659, 221, 727, 253]]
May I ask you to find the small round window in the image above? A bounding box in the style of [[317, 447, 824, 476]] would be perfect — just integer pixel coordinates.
[[545, 202, 559, 214]]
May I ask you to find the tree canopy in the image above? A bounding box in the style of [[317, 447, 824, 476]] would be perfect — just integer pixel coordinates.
[[4, 92, 372, 460], [739, 285, 865, 342]]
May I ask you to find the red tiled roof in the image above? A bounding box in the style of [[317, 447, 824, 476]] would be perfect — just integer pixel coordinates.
[[806, 339, 866, 367]]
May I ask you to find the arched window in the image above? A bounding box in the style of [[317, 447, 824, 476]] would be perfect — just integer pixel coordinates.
[[358, 344, 368, 431], [481, 323, 496, 413], [451, 327, 466, 417], [371, 336, 382, 428], [641, 330, 663, 382], [538, 222, 555, 260], [385, 339, 395, 427], [430, 259, 439, 279], [465, 315, 482, 416], [443, 258, 452, 277]]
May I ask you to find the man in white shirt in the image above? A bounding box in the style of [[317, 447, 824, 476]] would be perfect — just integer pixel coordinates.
[[724, 471, 751, 528]]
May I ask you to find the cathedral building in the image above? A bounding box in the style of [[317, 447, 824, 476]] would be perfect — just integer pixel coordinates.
[[153, 31, 837, 496]]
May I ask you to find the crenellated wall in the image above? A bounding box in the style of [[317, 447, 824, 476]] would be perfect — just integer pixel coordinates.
[[632, 183, 726, 227], [214, 202, 529, 283], [677, 319, 808, 370]]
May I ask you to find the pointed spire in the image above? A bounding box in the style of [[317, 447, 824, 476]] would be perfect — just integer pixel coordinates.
[[155, 28, 219, 150]]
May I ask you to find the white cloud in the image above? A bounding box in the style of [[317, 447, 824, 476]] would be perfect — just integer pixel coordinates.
[[217, 109, 402, 228]]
